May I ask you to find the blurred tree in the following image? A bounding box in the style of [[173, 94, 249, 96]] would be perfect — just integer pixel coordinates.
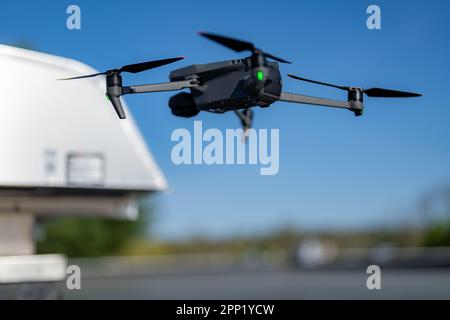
[[419, 184, 450, 247], [423, 221, 450, 247], [37, 204, 151, 258]]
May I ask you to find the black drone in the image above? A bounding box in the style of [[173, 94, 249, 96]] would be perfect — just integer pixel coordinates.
[[61, 32, 421, 131]]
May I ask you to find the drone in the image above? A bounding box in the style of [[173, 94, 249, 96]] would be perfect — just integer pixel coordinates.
[[61, 32, 421, 131]]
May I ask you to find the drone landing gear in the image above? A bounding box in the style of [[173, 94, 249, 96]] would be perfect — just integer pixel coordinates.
[[234, 109, 253, 132], [233, 109, 254, 142]]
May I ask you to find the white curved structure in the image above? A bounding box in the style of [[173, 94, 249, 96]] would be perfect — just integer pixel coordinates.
[[0, 44, 166, 219]]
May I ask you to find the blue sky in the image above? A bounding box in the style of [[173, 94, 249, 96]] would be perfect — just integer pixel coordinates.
[[1, 0, 449, 239]]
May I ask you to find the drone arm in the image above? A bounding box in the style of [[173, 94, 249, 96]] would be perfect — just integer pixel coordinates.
[[279, 92, 351, 110], [124, 79, 199, 94], [106, 79, 200, 119]]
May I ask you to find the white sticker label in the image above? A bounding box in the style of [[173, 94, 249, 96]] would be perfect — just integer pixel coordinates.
[[67, 153, 104, 186]]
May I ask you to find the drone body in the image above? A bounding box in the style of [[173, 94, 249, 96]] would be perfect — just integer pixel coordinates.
[[169, 59, 282, 116], [61, 32, 421, 130]]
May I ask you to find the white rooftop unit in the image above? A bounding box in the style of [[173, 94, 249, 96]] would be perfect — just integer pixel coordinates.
[[0, 44, 167, 219]]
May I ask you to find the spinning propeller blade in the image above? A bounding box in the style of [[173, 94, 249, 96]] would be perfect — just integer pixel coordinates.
[[199, 32, 291, 64], [119, 57, 184, 74], [58, 72, 107, 81], [362, 88, 421, 98], [59, 57, 184, 80]]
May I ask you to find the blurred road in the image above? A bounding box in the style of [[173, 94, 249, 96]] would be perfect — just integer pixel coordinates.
[[65, 268, 450, 300]]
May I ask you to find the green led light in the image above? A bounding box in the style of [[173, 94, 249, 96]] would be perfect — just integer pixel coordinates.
[[256, 70, 265, 81]]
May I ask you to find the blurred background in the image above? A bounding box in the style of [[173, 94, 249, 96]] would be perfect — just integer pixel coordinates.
[[1, 0, 450, 299]]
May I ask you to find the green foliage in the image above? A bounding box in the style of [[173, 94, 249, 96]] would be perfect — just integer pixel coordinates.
[[423, 221, 450, 247], [37, 205, 150, 258]]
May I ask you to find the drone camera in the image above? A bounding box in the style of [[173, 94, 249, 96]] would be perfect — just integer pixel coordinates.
[[169, 92, 200, 118]]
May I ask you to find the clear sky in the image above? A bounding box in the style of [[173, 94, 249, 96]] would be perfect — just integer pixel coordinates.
[[1, 0, 449, 239]]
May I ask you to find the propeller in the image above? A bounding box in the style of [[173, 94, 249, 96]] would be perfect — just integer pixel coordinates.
[[199, 32, 291, 64], [59, 57, 184, 80], [288, 74, 421, 98]]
